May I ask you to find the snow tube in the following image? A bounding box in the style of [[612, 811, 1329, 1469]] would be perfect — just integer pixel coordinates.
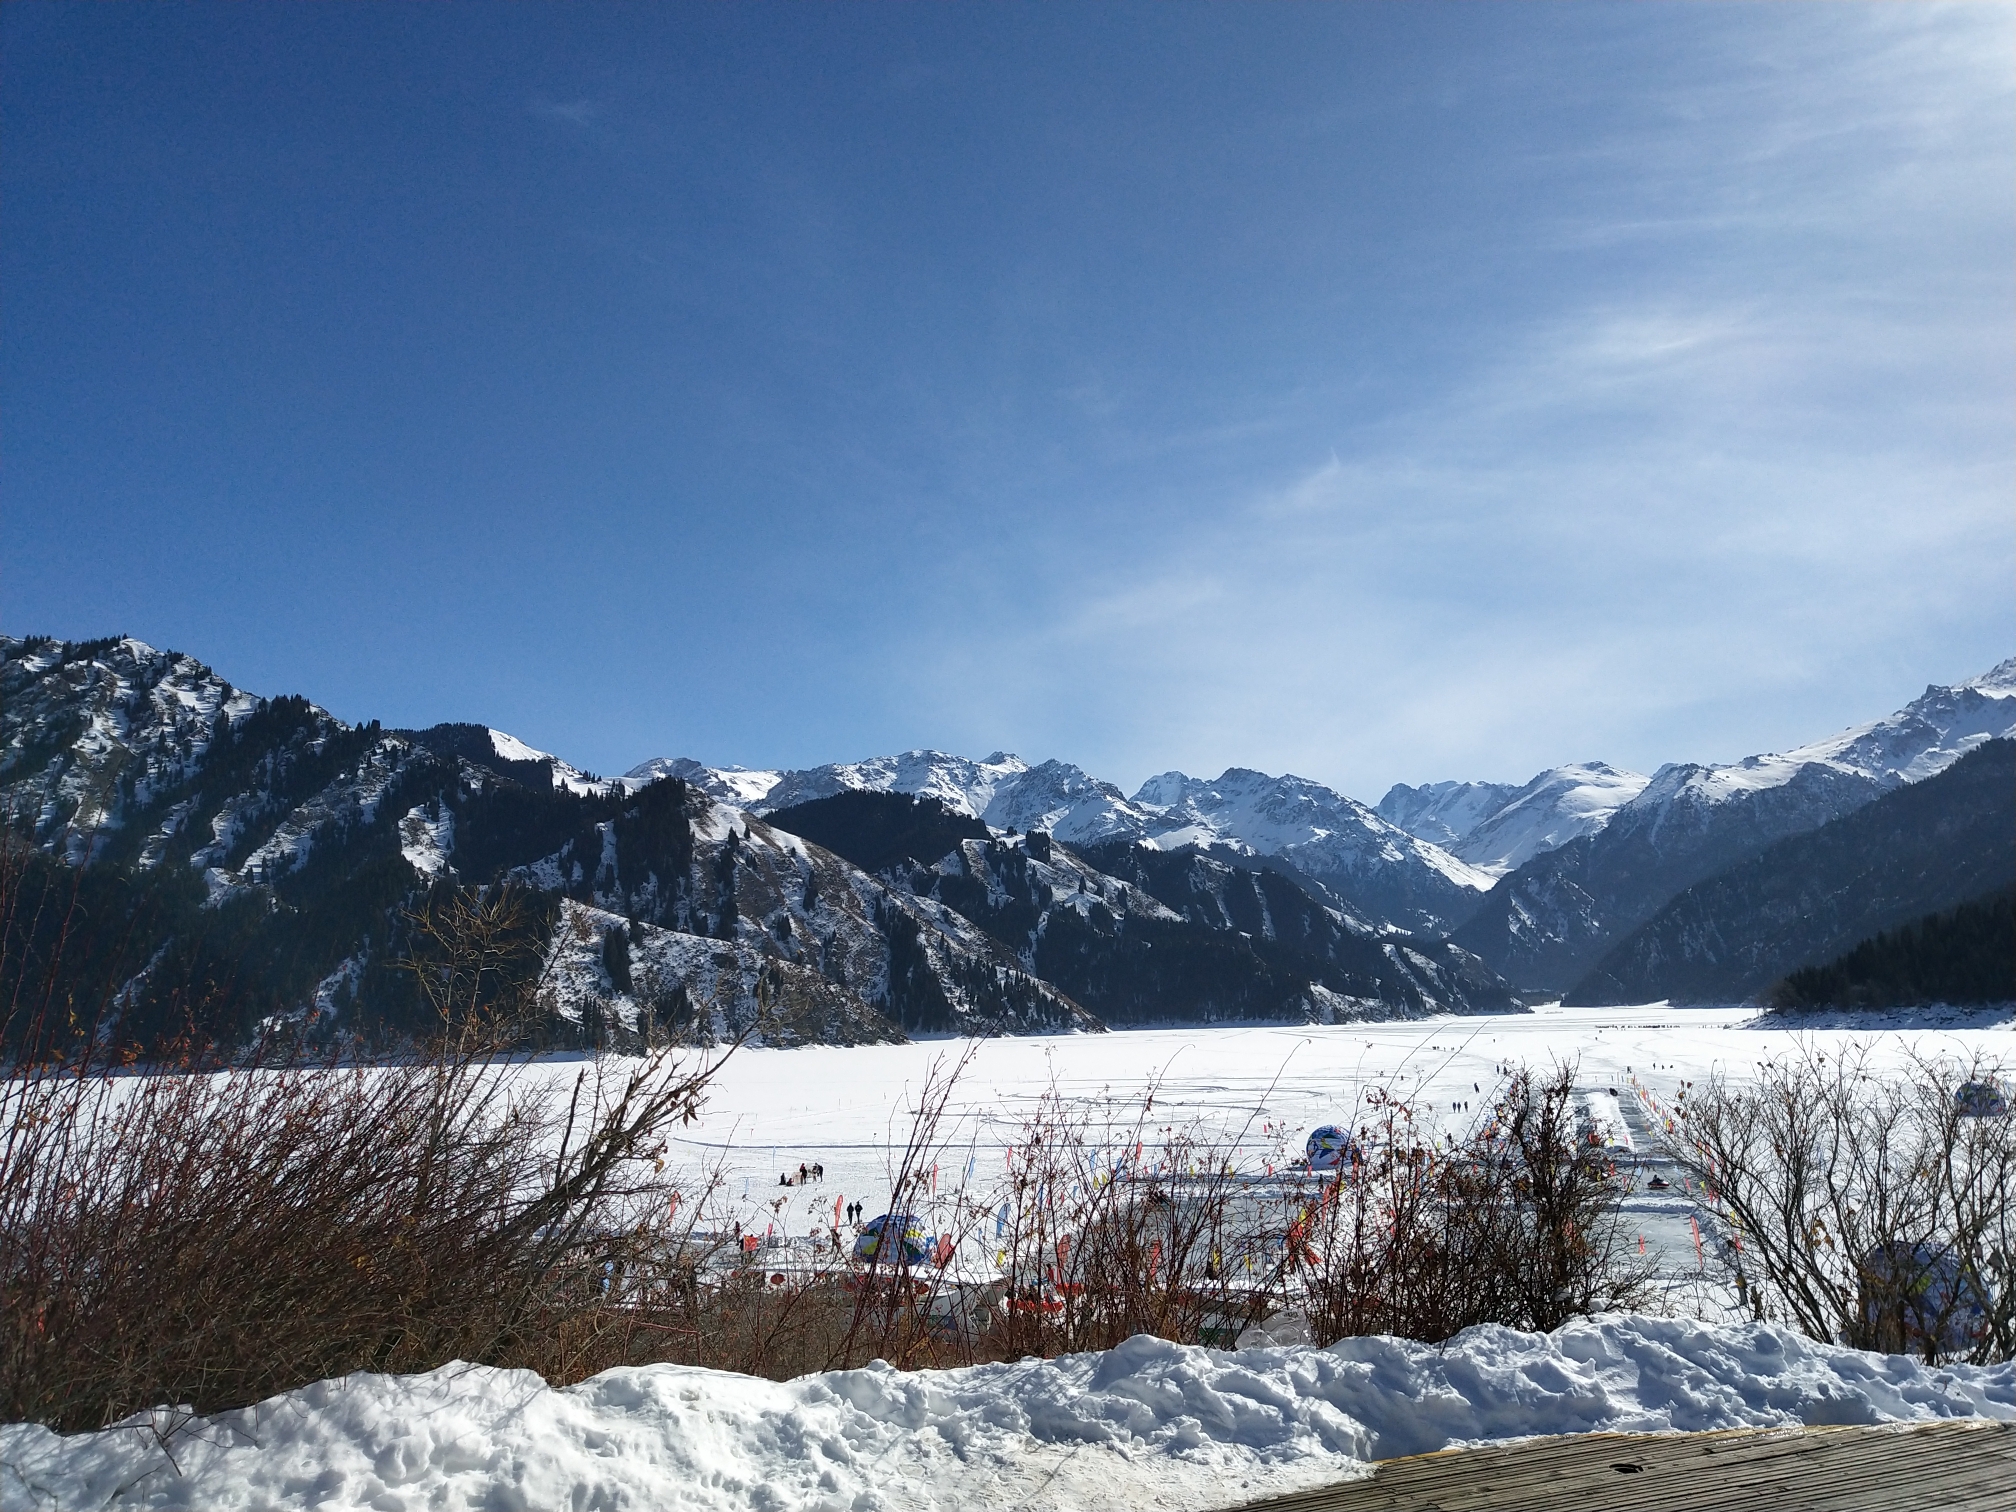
[[1305, 1125, 1359, 1172], [1956, 1081, 2008, 1118], [854, 1213, 931, 1266], [1859, 1242, 1991, 1355]]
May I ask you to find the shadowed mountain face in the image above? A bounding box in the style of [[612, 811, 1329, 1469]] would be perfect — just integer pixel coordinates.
[[1452, 759, 1889, 994], [0, 636, 1516, 1055], [749, 789, 991, 878], [1566, 739, 2016, 1006]]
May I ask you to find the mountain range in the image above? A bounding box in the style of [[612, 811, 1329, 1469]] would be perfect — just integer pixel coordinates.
[[631, 752, 1492, 935], [0, 636, 1514, 1054], [3, 633, 2009, 1053]]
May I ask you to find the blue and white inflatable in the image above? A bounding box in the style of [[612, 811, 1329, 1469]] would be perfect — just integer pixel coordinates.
[[854, 1213, 931, 1266], [1956, 1081, 2008, 1119], [1305, 1124, 1359, 1172], [1859, 1242, 1991, 1355]]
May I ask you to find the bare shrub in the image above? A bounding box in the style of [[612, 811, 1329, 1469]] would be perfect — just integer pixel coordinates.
[[1299, 1063, 1653, 1344], [0, 1049, 1662, 1427], [967, 1078, 1277, 1357], [0, 875, 733, 1431], [1661, 1042, 2015, 1363], [0, 1044, 724, 1430], [399, 884, 554, 1047]]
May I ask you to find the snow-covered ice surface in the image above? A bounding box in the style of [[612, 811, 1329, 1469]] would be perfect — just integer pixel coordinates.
[[662, 1004, 2012, 1247], [6, 1316, 2011, 1512]]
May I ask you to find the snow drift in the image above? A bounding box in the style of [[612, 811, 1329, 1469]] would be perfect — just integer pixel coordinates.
[[5, 1315, 2011, 1511]]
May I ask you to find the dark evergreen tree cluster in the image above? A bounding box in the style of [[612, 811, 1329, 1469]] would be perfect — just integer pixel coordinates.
[[600, 922, 632, 994], [1770, 887, 2016, 1010], [395, 722, 557, 789]]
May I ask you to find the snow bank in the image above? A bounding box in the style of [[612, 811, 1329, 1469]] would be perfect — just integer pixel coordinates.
[[6, 1316, 2012, 1512]]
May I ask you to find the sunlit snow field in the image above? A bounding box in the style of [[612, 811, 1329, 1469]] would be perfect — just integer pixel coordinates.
[[644, 1003, 2014, 1292]]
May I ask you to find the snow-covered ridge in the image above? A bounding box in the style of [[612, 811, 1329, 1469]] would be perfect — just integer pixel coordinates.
[[1564, 658, 2016, 862], [1379, 661, 2014, 878], [629, 750, 1492, 931], [1640, 657, 2016, 808], [1374, 778, 1520, 850], [485, 727, 619, 797], [5, 1316, 2009, 1512], [1445, 762, 1651, 877]]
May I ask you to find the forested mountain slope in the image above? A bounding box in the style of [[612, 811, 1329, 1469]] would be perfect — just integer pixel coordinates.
[[1768, 885, 2016, 1011]]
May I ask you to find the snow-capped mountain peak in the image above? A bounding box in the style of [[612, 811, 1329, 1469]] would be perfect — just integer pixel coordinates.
[[1374, 779, 1522, 850], [1131, 771, 1193, 809], [1445, 762, 1651, 877], [1966, 656, 2016, 695], [1127, 767, 1494, 902]]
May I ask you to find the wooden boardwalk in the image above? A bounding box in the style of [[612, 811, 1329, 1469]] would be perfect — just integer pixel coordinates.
[[1229, 1418, 2016, 1512]]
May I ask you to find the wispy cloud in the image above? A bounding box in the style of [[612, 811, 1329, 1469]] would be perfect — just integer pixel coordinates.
[[531, 98, 599, 128]]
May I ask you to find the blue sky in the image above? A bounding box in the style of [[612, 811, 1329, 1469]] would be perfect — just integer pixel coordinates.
[[6, 3, 2010, 800]]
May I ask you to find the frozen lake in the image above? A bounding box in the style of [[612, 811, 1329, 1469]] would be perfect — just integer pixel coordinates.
[[666, 1003, 2014, 1293]]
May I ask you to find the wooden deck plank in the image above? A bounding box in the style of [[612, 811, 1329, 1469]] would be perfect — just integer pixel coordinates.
[[1231, 1419, 2015, 1512]]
